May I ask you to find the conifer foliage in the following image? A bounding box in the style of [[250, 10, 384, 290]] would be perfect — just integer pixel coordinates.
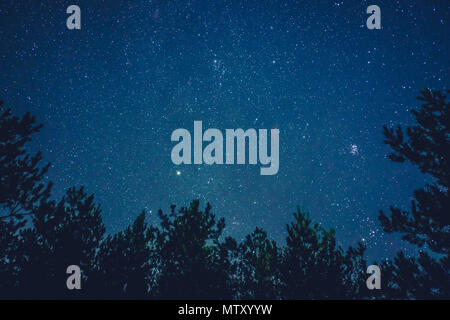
[[379, 89, 450, 298]]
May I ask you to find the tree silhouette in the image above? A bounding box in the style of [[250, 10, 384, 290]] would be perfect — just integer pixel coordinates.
[[153, 201, 232, 299], [93, 211, 153, 298], [279, 208, 367, 299], [230, 227, 282, 299], [0, 217, 23, 295], [380, 89, 449, 254], [380, 251, 449, 299], [379, 88, 450, 298], [17, 187, 105, 298], [0, 101, 52, 297], [0, 101, 52, 221]]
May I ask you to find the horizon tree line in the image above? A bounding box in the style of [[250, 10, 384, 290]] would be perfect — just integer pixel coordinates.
[[0, 89, 448, 299]]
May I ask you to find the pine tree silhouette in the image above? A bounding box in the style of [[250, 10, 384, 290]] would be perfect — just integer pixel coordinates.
[[0, 101, 52, 221], [379, 88, 450, 298], [93, 211, 153, 298], [18, 187, 105, 298], [231, 227, 281, 299], [153, 201, 232, 299], [280, 208, 367, 299], [0, 101, 52, 297], [380, 89, 449, 254], [380, 251, 449, 299]]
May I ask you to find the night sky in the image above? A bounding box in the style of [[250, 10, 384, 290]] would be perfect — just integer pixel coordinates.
[[1, 0, 449, 262]]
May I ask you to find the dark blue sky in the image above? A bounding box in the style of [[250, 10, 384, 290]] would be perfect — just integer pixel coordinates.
[[1, 0, 449, 261]]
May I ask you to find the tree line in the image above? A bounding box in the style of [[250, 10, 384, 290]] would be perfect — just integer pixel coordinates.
[[0, 89, 448, 299]]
